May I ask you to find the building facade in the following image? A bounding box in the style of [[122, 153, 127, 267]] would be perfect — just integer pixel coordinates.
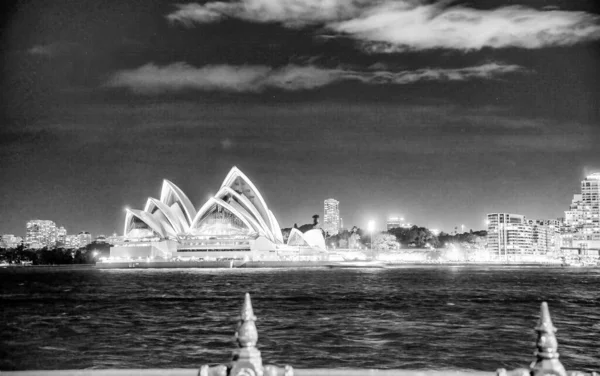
[[563, 173, 600, 251], [64, 235, 81, 249], [387, 216, 401, 230], [57, 226, 67, 245], [486, 213, 558, 261], [25, 220, 58, 249], [78, 231, 92, 247], [323, 198, 340, 236]]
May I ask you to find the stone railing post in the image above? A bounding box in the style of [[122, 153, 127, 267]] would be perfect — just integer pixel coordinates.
[[200, 293, 293, 376], [496, 302, 597, 376], [530, 302, 567, 376]]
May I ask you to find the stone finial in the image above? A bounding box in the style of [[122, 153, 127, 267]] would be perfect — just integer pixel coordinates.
[[230, 293, 264, 376], [530, 302, 567, 376]]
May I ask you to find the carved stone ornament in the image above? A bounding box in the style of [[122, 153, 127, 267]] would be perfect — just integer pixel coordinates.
[[498, 302, 572, 376], [530, 302, 567, 376], [230, 293, 264, 376]]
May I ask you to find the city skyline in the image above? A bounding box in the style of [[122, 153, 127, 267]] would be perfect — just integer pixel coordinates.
[[4, 170, 596, 238], [1, 0, 599, 236]]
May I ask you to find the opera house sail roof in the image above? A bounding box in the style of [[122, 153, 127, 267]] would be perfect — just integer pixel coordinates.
[[114, 167, 328, 262], [122, 167, 285, 244]]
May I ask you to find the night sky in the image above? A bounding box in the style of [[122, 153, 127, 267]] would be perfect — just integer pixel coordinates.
[[1, 0, 599, 237]]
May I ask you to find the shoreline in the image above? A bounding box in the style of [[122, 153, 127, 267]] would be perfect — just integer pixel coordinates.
[[1, 261, 594, 271]]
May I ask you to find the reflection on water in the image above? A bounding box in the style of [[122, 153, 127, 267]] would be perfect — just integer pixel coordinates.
[[0, 267, 599, 371]]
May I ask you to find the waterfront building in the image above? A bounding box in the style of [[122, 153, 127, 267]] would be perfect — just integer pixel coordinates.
[[64, 235, 81, 249], [388, 216, 412, 230], [387, 216, 401, 230], [57, 226, 67, 245], [563, 173, 600, 252], [0, 234, 23, 248], [78, 231, 92, 247], [106, 233, 121, 245], [109, 167, 327, 261], [486, 213, 559, 261], [323, 198, 340, 236], [25, 220, 57, 249]]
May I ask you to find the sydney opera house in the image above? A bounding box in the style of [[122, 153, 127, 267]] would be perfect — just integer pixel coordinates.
[[109, 167, 327, 261]]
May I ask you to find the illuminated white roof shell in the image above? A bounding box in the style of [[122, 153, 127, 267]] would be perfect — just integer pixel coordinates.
[[220, 167, 277, 236], [303, 229, 327, 251], [121, 167, 283, 244], [160, 180, 197, 225]]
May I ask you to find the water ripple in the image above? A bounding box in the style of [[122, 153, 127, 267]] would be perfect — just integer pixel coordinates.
[[0, 267, 598, 372]]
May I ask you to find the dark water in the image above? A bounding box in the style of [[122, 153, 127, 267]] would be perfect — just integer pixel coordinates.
[[1, 266, 599, 372]]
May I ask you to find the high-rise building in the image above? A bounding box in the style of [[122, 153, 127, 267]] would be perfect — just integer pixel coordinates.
[[65, 235, 80, 249], [563, 173, 600, 249], [78, 231, 92, 247], [323, 198, 340, 236], [339, 217, 344, 232], [387, 216, 401, 230], [57, 226, 67, 245], [532, 220, 560, 255], [25, 220, 57, 248], [486, 213, 557, 260]]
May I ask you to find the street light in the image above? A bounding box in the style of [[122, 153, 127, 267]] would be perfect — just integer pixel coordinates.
[[368, 220, 375, 257]]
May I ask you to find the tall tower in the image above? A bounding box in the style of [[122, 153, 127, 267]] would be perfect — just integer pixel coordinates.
[[563, 173, 600, 248], [323, 198, 340, 236], [57, 226, 67, 245], [25, 220, 57, 248]]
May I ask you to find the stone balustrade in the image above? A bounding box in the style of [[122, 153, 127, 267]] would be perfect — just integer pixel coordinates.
[[2, 294, 597, 376]]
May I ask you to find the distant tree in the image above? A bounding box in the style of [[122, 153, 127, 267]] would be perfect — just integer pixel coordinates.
[[373, 233, 400, 252], [348, 227, 362, 249], [298, 214, 322, 233], [312, 215, 320, 226]]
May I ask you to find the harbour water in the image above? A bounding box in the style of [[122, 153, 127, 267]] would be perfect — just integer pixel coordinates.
[[1, 266, 599, 372]]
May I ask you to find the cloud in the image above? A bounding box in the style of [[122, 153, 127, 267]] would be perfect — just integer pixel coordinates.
[[106, 62, 524, 93], [494, 134, 594, 152], [331, 3, 600, 51], [27, 42, 79, 57], [167, 0, 368, 28], [166, 0, 600, 50]]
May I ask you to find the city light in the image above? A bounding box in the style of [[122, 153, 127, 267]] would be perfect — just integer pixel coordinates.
[[368, 220, 375, 255], [367, 220, 375, 233]]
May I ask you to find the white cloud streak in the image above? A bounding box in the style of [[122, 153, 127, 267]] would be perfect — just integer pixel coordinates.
[[166, 0, 600, 50], [27, 42, 80, 57], [167, 0, 370, 28], [106, 62, 525, 93], [331, 3, 600, 51]]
